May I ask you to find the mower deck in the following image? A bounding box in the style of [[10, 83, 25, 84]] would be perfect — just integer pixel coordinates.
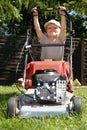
[[20, 104, 69, 117], [19, 89, 73, 118]]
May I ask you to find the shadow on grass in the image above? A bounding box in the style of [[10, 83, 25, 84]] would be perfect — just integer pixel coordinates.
[[0, 92, 19, 102]]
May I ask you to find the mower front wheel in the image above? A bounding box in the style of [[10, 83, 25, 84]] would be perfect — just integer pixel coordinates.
[[73, 96, 81, 114], [7, 96, 19, 117]]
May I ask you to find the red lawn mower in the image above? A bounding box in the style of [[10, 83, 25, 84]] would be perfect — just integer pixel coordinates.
[[7, 8, 81, 117]]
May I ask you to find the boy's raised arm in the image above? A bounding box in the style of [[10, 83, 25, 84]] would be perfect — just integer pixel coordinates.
[[58, 6, 66, 42], [31, 7, 43, 39]]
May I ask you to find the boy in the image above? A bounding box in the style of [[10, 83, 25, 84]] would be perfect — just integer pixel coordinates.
[[32, 6, 67, 60]]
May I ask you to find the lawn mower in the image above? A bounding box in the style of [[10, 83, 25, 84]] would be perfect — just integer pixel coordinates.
[[7, 8, 81, 117]]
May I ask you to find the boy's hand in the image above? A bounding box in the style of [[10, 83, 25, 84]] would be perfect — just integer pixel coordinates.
[[31, 7, 38, 16], [58, 6, 66, 15]]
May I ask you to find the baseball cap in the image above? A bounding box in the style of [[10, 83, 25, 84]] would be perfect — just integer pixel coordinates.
[[44, 19, 61, 29]]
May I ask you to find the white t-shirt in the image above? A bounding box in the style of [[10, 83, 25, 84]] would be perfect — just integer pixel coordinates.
[[39, 34, 65, 60]]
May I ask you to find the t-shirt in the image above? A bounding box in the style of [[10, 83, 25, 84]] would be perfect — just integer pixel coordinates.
[[39, 34, 65, 60]]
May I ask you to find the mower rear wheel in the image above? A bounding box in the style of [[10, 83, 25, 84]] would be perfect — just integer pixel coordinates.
[[73, 96, 81, 114], [7, 96, 19, 117]]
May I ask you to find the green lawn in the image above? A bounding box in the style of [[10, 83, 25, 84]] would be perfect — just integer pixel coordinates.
[[0, 85, 87, 130]]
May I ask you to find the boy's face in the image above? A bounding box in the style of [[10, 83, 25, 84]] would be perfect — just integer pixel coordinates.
[[46, 23, 60, 38]]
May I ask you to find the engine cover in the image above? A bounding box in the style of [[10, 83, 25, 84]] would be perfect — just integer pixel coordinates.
[[32, 69, 59, 87], [33, 69, 67, 104]]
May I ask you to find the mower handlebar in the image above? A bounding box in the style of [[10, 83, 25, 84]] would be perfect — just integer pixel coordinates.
[[25, 43, 65, 49], [37, 7, 60, 11], [37, 7, 69, 17]]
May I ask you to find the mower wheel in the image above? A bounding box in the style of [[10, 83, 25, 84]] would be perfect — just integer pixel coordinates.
[[73, 96, 81, 114], [7, 96, 19, 117]]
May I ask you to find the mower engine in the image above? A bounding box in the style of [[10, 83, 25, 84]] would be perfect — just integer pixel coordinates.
[[32, 69, 67, 104]]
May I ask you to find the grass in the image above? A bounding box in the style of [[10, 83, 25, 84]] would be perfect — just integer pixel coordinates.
[[0, 84, 87, 130]]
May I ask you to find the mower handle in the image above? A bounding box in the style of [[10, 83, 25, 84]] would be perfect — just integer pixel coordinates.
[[25, 43, 65, 49], [37, 7, 69, 17], [37, 7, 60, 11]]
